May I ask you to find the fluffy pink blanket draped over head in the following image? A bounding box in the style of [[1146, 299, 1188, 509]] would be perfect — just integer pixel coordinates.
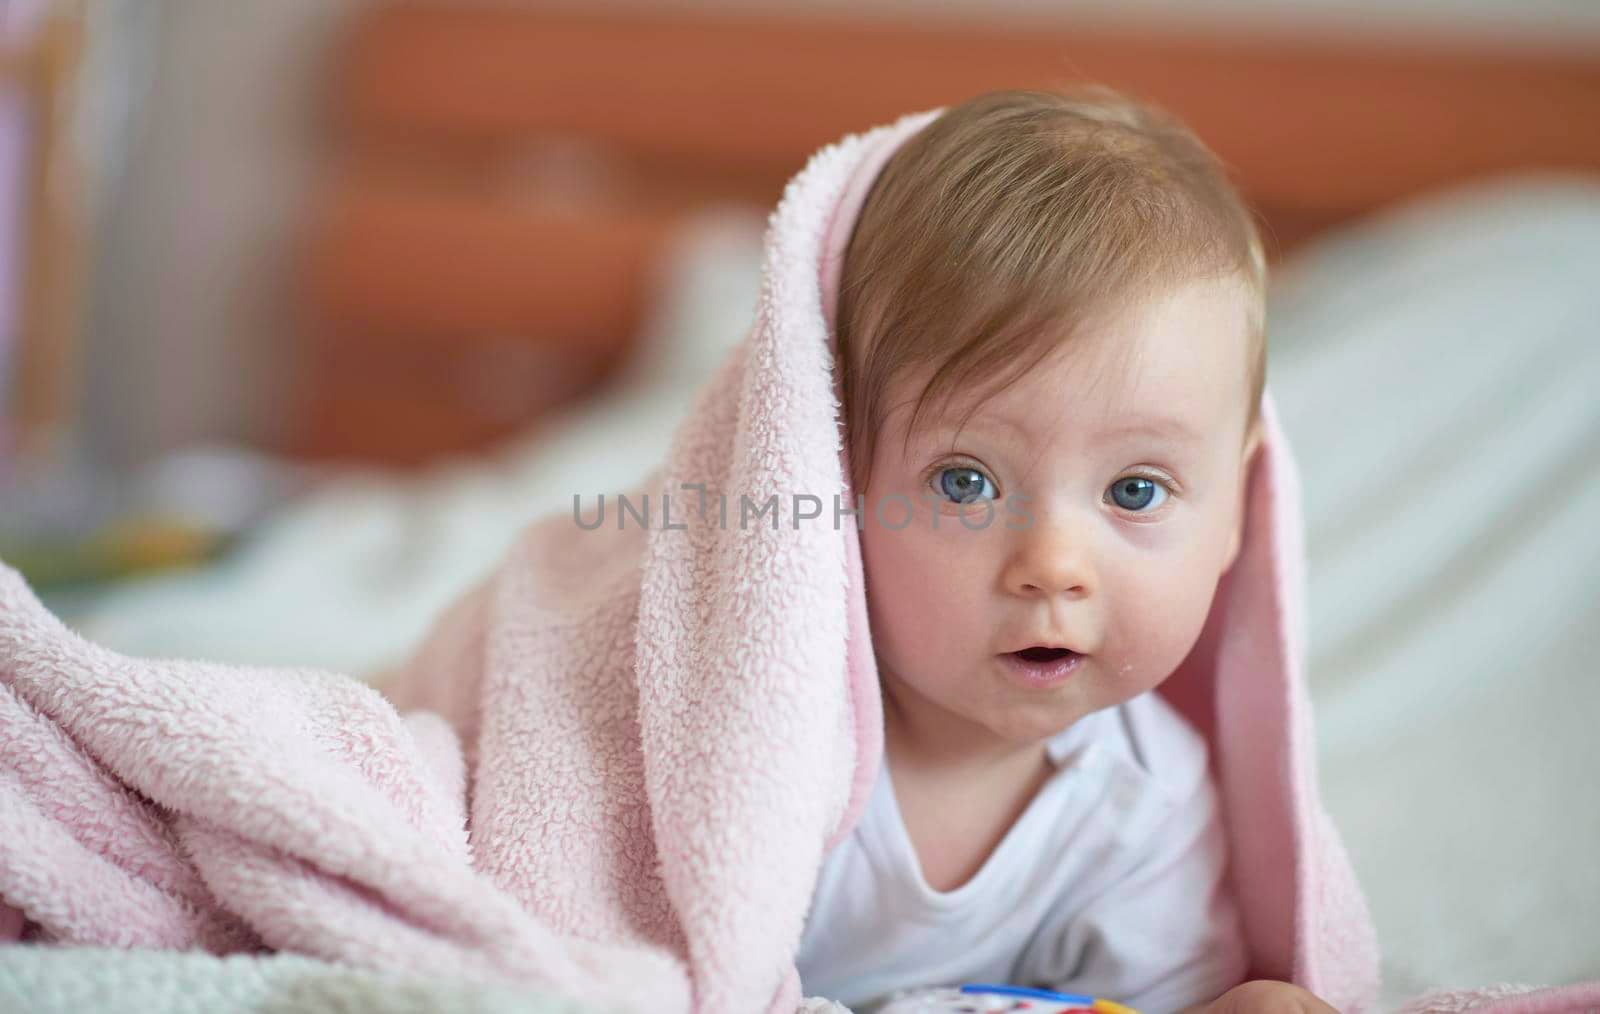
[[1, 110, 1387, 1013]]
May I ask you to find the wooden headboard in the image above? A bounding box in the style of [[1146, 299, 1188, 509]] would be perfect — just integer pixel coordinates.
[[289, 3, 1600, 465], [2, 6, 81, 469]]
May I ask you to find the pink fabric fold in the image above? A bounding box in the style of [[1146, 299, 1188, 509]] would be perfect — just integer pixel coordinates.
[[6, 107, 1576, 1014], [1397, 982, 1600, 1014]]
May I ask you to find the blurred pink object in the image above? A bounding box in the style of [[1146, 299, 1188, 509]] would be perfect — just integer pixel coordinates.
[[1, 107, 1574, 1014]]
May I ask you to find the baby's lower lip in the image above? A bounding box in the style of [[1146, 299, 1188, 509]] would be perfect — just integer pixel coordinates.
[[998, 648, 1084, 689]]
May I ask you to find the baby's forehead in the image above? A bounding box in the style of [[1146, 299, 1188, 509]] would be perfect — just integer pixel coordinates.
[[893, 347, 1246, 445], [863, 273, 1259, 456], [905, 394, 1212, 450]]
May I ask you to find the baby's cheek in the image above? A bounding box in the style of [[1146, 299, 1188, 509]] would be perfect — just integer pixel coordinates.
[[861, 519, 983, 663], [1112, 548, 1224, 690]]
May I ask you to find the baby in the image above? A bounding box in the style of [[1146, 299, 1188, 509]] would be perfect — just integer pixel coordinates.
[[793, 90, 1335, 1014]]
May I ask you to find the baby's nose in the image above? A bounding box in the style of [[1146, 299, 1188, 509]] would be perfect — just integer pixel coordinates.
[[1003, 519, 1095, 599]]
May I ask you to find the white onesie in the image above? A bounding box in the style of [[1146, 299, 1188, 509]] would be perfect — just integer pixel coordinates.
[[794, 691, 1248, 1014]]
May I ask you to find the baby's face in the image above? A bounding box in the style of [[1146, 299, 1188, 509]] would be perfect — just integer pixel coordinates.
[[859, 275, 1261, 758]]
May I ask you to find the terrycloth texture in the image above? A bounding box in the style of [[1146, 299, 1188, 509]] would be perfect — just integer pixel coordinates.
[[0, 566, 691, 1009], [0, 945, 858, 1014], [0, 949, 1588, 1014], [0, 947, 596, 1014], [0, 111, 887, 1014], [1, 109, 1389, 1012], [1396, 983, 1600, 1014]]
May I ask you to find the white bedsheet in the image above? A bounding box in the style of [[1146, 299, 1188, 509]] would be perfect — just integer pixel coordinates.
[[1265, 174, 1600, 1003], [70, 176, 1600, 1004]]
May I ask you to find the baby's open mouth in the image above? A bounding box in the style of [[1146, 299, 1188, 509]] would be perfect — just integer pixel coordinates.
[[1012, 646, 1076, 663], [1000, 645, 1085, 688]]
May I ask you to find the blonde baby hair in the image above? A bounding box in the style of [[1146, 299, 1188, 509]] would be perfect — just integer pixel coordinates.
[[836, 86, 1268, 491]]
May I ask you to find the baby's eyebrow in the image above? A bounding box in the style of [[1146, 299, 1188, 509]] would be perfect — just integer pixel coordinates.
[[952, 411, 1029, 442], [947, 412, 1202, 444], [918, 411, 1030, 453], [1096, 417, 1203, 444], [913, 408, 1205, 449]]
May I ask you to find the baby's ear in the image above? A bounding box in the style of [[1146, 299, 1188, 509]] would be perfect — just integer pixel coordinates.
[[1222, 422, 1265, 574]]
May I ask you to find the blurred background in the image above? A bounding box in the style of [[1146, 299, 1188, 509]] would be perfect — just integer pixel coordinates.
[[1, 0, 1597, 1007]]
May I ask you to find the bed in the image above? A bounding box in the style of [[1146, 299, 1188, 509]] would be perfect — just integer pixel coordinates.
[[284, 4, 1600, 466], [29, 4, 1600, 1010]]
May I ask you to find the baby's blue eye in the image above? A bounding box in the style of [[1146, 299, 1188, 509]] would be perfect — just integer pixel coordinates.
[[1108, 476, 1168, 512], [935, 466, 997, 503]]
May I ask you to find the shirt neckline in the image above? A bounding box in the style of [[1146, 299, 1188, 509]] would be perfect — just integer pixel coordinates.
[[872, 711, 1109, 911]]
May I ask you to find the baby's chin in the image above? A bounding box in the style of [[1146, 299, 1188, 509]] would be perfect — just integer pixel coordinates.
[[991, 659, 1167, 739], [882, 657, 1129, 752], [977, 686, 1107, 747]]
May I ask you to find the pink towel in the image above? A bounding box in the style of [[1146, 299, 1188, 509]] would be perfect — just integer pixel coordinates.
[[3, 108, 1577, 1014], [1397, 983, 1600, 1014]]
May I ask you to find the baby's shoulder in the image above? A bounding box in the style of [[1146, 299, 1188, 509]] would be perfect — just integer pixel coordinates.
[[1098, 691, 1213, 804]]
